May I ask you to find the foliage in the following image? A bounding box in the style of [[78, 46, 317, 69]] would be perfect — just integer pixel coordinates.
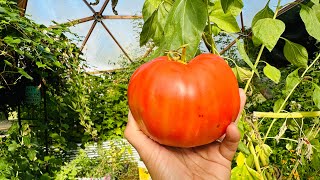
[[55, 140, 139, 180], [0, 0, 141, 178], [140, 0, 320, 179], [87, 60, 144, 141], [0, 122, 51, 179]]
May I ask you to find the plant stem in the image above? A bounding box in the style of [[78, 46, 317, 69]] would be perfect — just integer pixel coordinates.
[[205, 0, 219, 55], [181, 46, 187, 63], [244, 0, 281, 93], [244, 45, 265, 92], [265, 137, 298, 143], [263, 53, 320, 142], [288, 153, 301, 180], [249, 141, 262, 174]]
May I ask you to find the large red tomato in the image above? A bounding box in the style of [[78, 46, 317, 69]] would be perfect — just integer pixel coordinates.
[[127, 53, 240, 147]]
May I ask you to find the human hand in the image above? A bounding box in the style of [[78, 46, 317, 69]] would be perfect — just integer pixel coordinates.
[[125, 89, 246, 180]]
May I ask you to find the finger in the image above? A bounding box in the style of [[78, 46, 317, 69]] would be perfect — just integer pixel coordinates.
[[219, 122, 241, 161], [218, 88, 246, 141], [124, 111, 159, 154]]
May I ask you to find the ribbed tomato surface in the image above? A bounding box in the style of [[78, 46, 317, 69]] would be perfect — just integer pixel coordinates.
[[127, 54, 240, 147]]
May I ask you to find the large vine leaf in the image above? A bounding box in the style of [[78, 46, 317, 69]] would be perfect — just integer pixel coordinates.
[[313, 4, 320, 20], [252, 18, 285, 51], [285, 68, 300, 95], [232, 66, 251, 83], [220, 0, 235, 13], [251, 2, 274, 46], [209, 1, 240, 33], [140, 1, 172, 46], [263, 63, 281, 84], [251, 2, 274, 27], [231, 164, 262, 180], [151, 0, 207, 60], [142, 0, 163, 21], [283, 39, 308, 68], [229, 0, 243, 17], [313, 84, 320, 109], [236, 40, 259, 77], [300, 5, 320, 41]]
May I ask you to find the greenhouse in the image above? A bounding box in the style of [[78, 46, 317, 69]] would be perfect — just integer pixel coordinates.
[[0, 0, 319, 179]]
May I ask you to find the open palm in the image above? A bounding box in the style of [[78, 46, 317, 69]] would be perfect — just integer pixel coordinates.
[[125, 89, 246, 180]]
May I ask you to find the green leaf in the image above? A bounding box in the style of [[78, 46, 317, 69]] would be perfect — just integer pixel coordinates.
[[211, 24, 221, 36], [300, 5, 320, 41], [246, 165, 262, 180], [232, 66, 251, 82], [238, 141, 250, 155], [0, 7, 7, 13], [273, 98, 285, 112], [286, 143, 293, 150], [231, 165, 261, 180], [18, 68, 33, 80], [236, 40, 259, 77], [312, 0, 319, 5], [252, 35, 262, 47], [285, 68, 300, 95], [4, 60, 13, 67], [140, 1, 171, 46], [210, 1, 240, 33], [22, 136, 31, 147], [220, 0, 235, 13], [228, 0, 243, 16], [142, 0, 163, 21], [313, 84, 320, 109], [313, 4, 320, 21], [152, 0, 207, 60], [251, 2, 274, 27], [252, 18, 285, 51], [4, 36, 21, 45], [53, 61, 62, 67], [283, 39, 308, 68], [263, 63, 281, 84], [8, 141, 19, 152], [36, 61, 47, 68], [256, 144, 272, 165], [27, 149, 37, 161]]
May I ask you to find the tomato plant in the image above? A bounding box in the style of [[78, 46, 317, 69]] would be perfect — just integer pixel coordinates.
[[128, 52, 240, 147], [137, 0, 320, 178]]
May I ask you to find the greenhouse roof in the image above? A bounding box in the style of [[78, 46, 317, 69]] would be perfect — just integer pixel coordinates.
[[17, 0, 296, 72]]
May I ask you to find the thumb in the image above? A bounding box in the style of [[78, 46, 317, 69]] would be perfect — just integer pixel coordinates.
[[219, 122, 241, 161]]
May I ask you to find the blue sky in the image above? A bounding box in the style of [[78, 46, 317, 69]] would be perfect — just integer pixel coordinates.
[[26, 0, 292, 71]]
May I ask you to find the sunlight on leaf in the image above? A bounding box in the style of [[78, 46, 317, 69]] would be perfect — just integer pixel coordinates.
[[285, 68, 300, 95], [283, 38, 308, 68], [151, 0, 207, 60], [236, 40, 259, 77], [140, 0, 172, 46], [210, 1, 240, 33], [313, 84, 320, 109], [300, 5, 320, 41], [251, 2, 274, 27], [263, 63, 281, 84], [252, 18, 285, 51], [220, 0, 235, 13]]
